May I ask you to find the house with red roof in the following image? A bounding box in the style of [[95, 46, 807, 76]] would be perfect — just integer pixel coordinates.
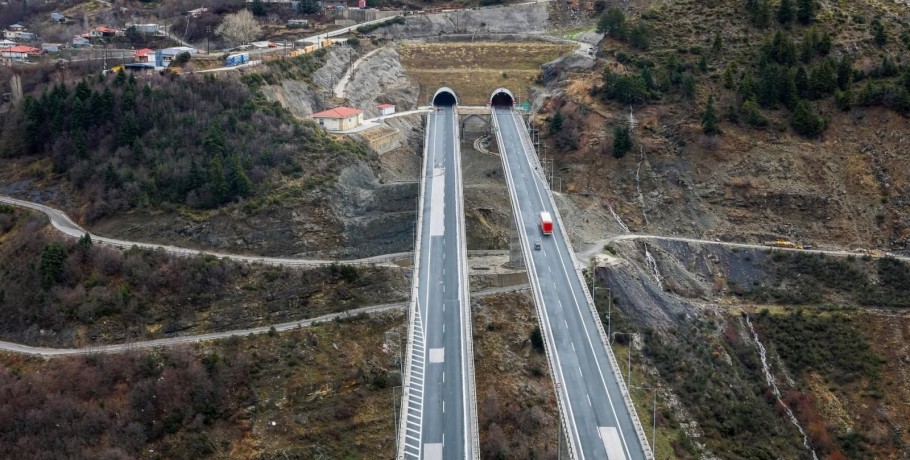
[[377, 103, 395, 116], [312, 107, 363, 131], [89, 26, 122, 37], [0, 45, 41, 61], [134, 48, 155, 62]]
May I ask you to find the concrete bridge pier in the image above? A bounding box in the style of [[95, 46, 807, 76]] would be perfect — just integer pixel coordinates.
[[507, 215, 524, 269], [558, 421, 570, 460]]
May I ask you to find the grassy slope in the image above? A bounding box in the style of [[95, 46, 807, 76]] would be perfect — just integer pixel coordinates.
[[398, 42, 575, 105]]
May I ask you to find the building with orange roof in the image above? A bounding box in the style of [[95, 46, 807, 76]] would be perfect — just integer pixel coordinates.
[[312, 107, 363, 131]]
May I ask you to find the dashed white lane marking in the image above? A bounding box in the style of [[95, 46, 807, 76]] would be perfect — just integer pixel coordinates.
[[598, 427, 625, 460], [429, 348, 444, 363], [424, 443, 443, 460]]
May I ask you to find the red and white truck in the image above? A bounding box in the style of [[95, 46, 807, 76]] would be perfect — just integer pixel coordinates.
[[539, 211, 553, 236]]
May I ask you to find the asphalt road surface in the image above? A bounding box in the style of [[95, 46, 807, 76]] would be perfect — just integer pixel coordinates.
[[400, 105, 476, 459], [493, 107, 649, 460]]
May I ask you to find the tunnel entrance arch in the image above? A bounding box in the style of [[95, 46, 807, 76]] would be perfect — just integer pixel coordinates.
[[432, 87, 459, 106], [489, 88, 515, 108]]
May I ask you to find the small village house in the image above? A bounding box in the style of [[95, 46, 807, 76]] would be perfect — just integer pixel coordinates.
[[313, 107, 363, 131], [377, 103, 395, 116], [0, 45, 41, 61], [133, 48, 155, 62]]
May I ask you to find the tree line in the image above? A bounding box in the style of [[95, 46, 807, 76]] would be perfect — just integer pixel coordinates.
[[0, 68, 366, 222], [591, 2, 910, 152]]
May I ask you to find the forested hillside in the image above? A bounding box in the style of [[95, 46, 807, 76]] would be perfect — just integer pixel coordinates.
[[0, 52, 365, 222], [0, 206, 406, 347]]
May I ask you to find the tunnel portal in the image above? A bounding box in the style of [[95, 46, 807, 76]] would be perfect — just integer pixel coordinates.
[[489, 88, 515, 107], [433, 87, 459, 106]]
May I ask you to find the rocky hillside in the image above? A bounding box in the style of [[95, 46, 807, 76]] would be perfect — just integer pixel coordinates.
[[538, 0, 910, 254]]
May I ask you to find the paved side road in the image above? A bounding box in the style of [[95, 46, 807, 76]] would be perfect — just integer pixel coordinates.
[[577, 234, 910, 262], [0, 196, 407, 268]]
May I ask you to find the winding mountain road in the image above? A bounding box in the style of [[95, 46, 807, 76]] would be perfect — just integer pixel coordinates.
[[0, 196, 407, 268], [0, 284, 529, 357]]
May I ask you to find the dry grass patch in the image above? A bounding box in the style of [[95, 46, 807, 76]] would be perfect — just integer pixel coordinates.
[[398, 42, 574, 105]]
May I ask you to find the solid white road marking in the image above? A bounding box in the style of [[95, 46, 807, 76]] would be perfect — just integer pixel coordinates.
[[598, 427, 626, 460], [430, 167, 445, 236], [429, 348, 444, 363]]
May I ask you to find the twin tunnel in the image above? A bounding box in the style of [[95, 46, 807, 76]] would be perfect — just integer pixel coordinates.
[[431, 87, 516, 107]]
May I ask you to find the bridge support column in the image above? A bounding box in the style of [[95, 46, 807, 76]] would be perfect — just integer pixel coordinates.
[[507, 216, 524, 269], [558, 420, 570, 460]]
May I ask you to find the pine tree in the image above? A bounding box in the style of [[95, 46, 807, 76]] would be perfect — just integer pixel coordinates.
[[836, 56, 853, 90], [702, 96, 721, 135], [743, 98, 769, 127], [612, 126, 632, 158], [204, 125, 227, 157], [104, 163, 121, 189], [871, 19, 888, 47], [597, 8, 627, 39], [118, 113, 139, 146], [777, 0, 794, 24], [75, 80, 91, 100], [227, 155, 253, 198], [779, 67, 799, 109], [795, 66, 810, 98], [796, 0, 814, 24], [834, 88, 853, 111], [749, 0, 771, 28], [757, 64, 781, 107], [549, 112, 564, 133], [122, 85, 135, 111], [209, 157, 229, 205], [723, 62, 737, 88], [78, 232, 93, 251], [114, 69, 127, 86], [641, 66, 655, 90], [39, 242, 67, 289], [712, 31, 724, 55], [188, 159, 205, 191], [101, 87, 115, 119], [628, 22, 650, 50], [682, 74, 696, 99], [791, 100, 826, 136]]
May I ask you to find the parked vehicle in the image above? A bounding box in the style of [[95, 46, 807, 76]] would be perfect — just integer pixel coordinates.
[[225, 53, 249, 67]]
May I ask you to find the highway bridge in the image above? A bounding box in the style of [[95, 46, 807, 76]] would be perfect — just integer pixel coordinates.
[[397, 88, 479, 460], [489, 89, 652, 459]]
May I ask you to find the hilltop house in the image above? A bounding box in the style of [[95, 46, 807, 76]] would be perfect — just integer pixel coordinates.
[[0, 45, 41, 61], [377, 103, 395, 116], [313, 107, 363, 131]]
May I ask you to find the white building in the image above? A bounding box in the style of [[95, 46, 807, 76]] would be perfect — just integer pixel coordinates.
[[313, 107, 363, 131], [377, 103, 395, 116]]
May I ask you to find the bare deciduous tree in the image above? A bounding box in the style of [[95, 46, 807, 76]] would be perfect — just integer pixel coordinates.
[[215, 10, 262, 46]]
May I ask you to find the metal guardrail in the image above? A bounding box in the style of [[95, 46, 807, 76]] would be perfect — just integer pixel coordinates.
[[490, 110, 579, 460], [452, 107, 481, 460], [396, 110, 432, 460], [508, 110, 654, 459]]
